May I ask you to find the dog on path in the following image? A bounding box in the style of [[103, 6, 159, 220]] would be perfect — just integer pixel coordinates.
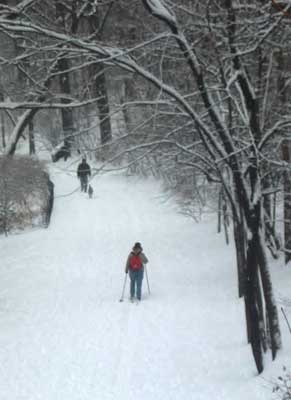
[[88, 184, 93, 199]]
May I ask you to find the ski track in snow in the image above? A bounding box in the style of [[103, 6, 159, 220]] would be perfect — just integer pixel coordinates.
[[0, 160, 288, 400]]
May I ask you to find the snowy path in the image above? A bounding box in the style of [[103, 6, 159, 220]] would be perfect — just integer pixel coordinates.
[[0, 162, 277, 399]]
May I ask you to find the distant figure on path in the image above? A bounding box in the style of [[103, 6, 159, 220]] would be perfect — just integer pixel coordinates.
[[125, 242, 148, 301], [88, 184, 93, 199], [77, 158, 91, 192]]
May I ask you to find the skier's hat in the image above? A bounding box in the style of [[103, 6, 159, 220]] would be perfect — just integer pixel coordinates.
[[133, 242, 142, 250]]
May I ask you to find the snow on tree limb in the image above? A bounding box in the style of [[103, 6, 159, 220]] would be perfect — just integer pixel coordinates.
[[0, 0, 37, 18], [259, 120, 291, 151], [142, 0, 177, 29], [0, 97, 105, 110]]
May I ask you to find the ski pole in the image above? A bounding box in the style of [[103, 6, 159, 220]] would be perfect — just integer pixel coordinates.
[[145, 265, 151, 295], [281, 307, 291, 334], [119, 273, 128, 302]]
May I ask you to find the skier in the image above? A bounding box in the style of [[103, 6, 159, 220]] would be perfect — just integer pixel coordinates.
[[125, 242, 148, 301], [77, 158, 91, 192]]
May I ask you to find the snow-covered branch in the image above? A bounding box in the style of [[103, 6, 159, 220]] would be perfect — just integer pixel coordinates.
[[142, 0, 177, 29], [0, 0, 38, 18], [0, 96, 105, 110]]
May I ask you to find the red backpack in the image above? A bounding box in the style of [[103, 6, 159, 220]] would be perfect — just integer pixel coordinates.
[[130, 254, 142, 270]]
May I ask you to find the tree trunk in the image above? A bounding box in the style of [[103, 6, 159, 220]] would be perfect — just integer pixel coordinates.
[[264, 215, 281, 259], [94, 62, 112, 145], [272, 192, 277, 231], [57, 56, 74, 151], [87, 13, 112, 148], [262, 173, 280, 258], [233, 158, 281, 372], [1, 111, 5, 149], [233, 214, 246, 298], [277, 48, 291, 264], [242, 190, 281, 371], [55, 1, 74, 151], [282, 139, 291, 264], [256, 232, 282, 359], [29, 119, 35, 155], [218, 188, 222, 233], [223, 202, 229, 245], [245, 233, 264, 374], [254, 272, 268, 353], [6, 109, 38, 156], [244, 296, 251, 344]]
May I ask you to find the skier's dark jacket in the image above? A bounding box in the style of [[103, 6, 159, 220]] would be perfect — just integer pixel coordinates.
[[77, 160, 91, 178]]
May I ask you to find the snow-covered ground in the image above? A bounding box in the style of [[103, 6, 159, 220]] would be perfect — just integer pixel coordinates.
[[0, 159, 291, 400]]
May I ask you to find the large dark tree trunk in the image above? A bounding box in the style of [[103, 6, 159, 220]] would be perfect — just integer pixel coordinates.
[[236, 189, 281, 365], [245, 234, 264, 374], [256, 233, 282, 359], [232, 205, 252, 344], [232, 207, 246, 298], [231, 155, 281, 371]]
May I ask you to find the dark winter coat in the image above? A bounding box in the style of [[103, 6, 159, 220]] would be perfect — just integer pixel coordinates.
[[125, 249, 148, 273], [77, 161, 91, 178]]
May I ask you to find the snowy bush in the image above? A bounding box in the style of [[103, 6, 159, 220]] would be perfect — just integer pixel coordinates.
[[0, 155, 53, 235], [273, 367, 291, 399]]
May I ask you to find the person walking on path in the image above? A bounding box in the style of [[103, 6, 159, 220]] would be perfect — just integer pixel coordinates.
[[125, 242, 148, 301], [77, 158, 91, 192]]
